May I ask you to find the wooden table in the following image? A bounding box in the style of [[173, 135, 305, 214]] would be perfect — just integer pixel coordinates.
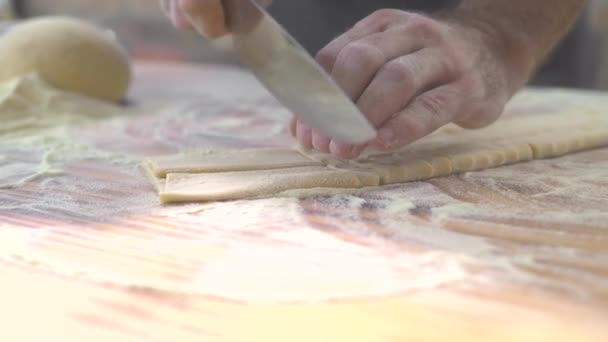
[[1, 62, 607, 341]]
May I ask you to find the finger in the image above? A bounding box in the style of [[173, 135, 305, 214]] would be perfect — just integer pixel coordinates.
[[296, 120, 313, 150], [454, 103, 502, 129], [170, 0, 180, 26], [172, 0, 194, 29], [329, 140, 354, 159], [315, 10, 406, 72], [376, 81, 465, 150], [328, 42, 384, 100], [357, 47, 459, 129], [454, 91, 504, 129], [311, 131, 331, 154], [351, 144, 368, 158], [289, 117, 297, 137], [161, 0, 172, 15], [329, 28, 427, 101], [180, 0, 227, 38], [329, 140, 368, 160]]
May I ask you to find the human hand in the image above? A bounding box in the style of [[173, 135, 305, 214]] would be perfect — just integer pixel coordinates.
[[160, 0, 272, 38], [291, 9, 526, 160]]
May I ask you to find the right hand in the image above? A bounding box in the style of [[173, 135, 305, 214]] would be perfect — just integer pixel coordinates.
[[160, 0, 272, 39]]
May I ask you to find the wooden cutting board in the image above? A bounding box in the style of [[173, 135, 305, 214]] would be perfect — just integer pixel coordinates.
[[0, 62, 607, 341]]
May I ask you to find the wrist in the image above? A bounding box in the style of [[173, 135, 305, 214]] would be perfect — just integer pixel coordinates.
[[437, 8, 537, 97]]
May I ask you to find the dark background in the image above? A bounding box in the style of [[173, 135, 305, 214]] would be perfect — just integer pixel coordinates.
[[10, 0, 606, 90]]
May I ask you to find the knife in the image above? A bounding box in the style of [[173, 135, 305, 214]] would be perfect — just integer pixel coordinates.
[[216, 0, 377, 144]]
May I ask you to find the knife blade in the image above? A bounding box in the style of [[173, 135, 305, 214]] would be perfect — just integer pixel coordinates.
[[217, 0, 376, 144]]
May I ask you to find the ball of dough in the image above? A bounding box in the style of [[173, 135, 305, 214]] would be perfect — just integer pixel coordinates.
[[0, 16, 131, 102]]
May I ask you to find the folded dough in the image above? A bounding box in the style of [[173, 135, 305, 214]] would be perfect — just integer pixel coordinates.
[[143, 110, 608, 204]]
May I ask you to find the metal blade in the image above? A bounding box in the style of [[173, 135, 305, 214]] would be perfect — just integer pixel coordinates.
[[218, 0, 376, 144]]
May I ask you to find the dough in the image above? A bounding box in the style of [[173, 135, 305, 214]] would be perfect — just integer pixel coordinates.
[[143, 110, 608, 204], [0, 16, 131, 103], [146, 148, 323, 177], [159, 167, 380, 204]]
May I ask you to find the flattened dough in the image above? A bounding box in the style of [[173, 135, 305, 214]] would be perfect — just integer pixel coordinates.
[[146, 148, 323, 177], [159, 167, 380, 204], [144, 110, 608, 203]]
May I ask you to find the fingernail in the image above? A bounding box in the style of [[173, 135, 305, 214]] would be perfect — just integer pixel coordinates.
[[312, 132, 331, 153], [378, 128, 395, 148], [330, 141, 353, 159], [296, 123, 313, 149]]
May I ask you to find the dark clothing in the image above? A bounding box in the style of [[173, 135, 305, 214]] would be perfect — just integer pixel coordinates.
[[268, 1, 599, 89]]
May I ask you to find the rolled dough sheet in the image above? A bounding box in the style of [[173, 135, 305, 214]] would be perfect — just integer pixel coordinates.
[[146, 148, 323, 177], [158, 167, 380, 204], [144, 110, 608, 204]]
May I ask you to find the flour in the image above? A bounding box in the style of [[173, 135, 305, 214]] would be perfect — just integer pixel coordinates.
[[0, 194, 472, 304], [0, 74, 136, 189], [0, 71, 606, 307], [420, 153, 608, 299], [176, 192, 472, 303]]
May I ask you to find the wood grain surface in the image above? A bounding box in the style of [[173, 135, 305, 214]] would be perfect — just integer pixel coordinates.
[[0, 62, 607, 341]]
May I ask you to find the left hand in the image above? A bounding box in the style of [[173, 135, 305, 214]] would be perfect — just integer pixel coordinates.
[[290, 9, 518, 159]]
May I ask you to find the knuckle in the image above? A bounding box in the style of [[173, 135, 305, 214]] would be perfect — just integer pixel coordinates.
[[448, 50, 469, 75], [406, 118, 430, 139], [438, 39, 471, 77], [417, 92, 449, 123], [368, 9, 399, 21], [383, 59, 417, 87], [457, 101, 502, 128], [408, 15, 445, 42], [458, 110, 500, 129], [463, 74, 484, 96], [337, 42, 385, 70], [434, 52, 464, 80], [365, 9, 405, 28], [454, 78, 505, 129], [315, 47, 338, 70], [393, 115, 428, 145]]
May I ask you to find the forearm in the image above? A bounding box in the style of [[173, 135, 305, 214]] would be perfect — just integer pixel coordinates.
[[440, 0, 587, 92]]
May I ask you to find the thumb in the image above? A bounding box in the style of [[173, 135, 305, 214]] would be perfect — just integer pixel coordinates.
[[180, 0, 228, 39]]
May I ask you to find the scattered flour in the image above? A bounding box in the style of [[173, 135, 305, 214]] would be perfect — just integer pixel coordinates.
[[0, 74, 137, 189], [0, 72, 606, 306]]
